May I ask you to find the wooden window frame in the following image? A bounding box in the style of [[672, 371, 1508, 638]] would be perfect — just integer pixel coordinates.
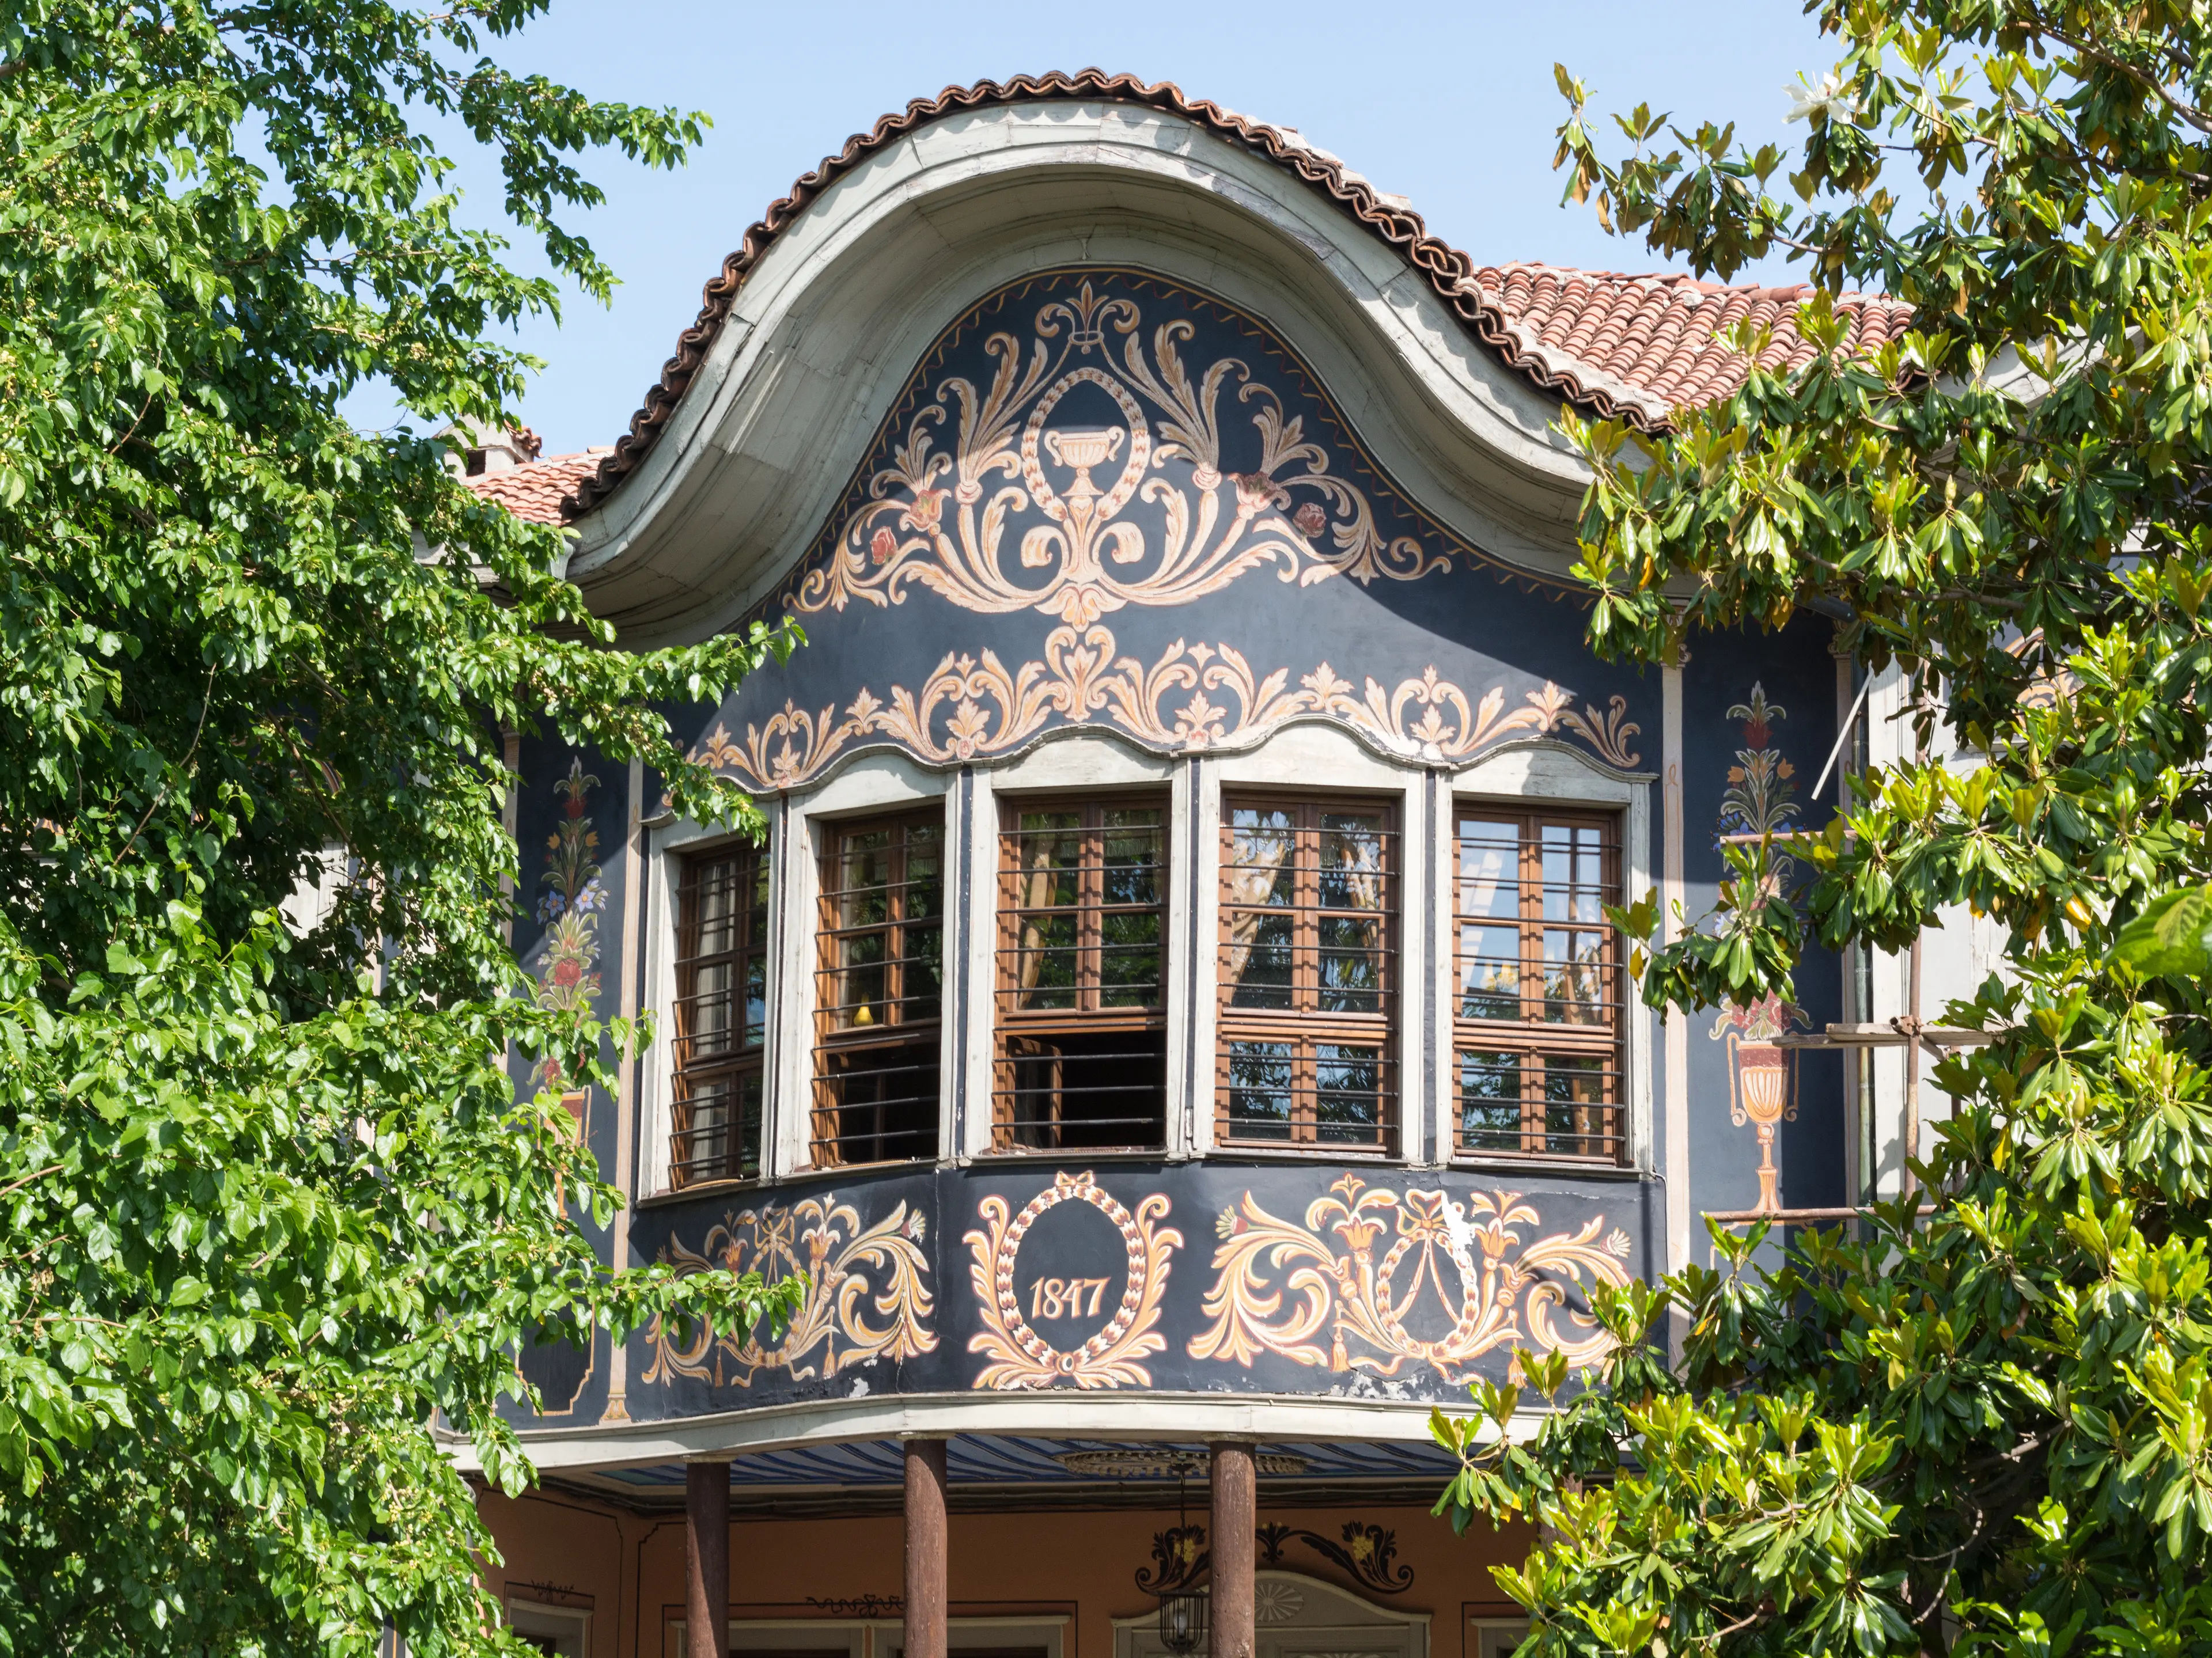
[[991, 792, 1171, 1153], [1450, 805, 1626, 1163], [668, 840, 770, 1189], [1215, 792, 1400, 1153], [810, 807, 944, 1167]]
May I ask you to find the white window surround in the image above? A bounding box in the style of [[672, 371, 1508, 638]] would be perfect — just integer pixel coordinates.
[[1446, 741, 1656, 1177], [634, 726, 1653, 1193], [957, 736, 1186, 1161], [639, 752, 951, 1194], [638, 811, 768, 1198], [1202, 722, 1427, 1161], [505, 1596, 589, 1657]]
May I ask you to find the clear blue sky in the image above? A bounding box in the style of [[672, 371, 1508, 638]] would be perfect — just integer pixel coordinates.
[[366, 0, 1839, 457]]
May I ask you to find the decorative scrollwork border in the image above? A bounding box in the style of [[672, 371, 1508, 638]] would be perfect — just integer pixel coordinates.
[[690, 623, 1641, 792], [1188, 1176, 1634, 1382]]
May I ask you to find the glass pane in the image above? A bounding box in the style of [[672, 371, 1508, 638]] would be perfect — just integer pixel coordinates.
[[1227, 807, 1297, 906], [1011, 811, 1082, 1010], [1014, 811, 1084, 906], [1099, 905, 1162, 1007], [1544, 1054, 1611, 1156], [1318, 911, 1385, 1013], [1101, 808, 1162, 906], [903, 824, 944, 921], [901, 918, 944, 1022], [1457, 1050, 1522, 1151], [1541, 824, 1605, 924], [748, 856, 770, 938], [695, 858, 737, 954], [1541, 927, 1608, 1024], [1318, 811, 1388, 910], [682, 1075, 730, 1175], [1226, 1041, 1293, 1139], [1459, 924, 1520, 1019], [1228, 910, 1294, 1008], [742, 952, 767, 1048], [1016, 908, 1080, 1010], [688, 959, 732, 1059], [736, 1074, 764, 1179], [835, 927, 886, 1030], [1457, 820, 1520, 919], [1315, 1043, 1383, 1144], [837, 829, 894, 929]]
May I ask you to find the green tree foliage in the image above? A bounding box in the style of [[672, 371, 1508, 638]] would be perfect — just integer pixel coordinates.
[[1433, 5, 2212, 1655], [0, 4, 798, 1652]]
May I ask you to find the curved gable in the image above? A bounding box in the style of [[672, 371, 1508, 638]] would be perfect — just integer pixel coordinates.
[[787, 270, 1502, 625], [689, 268, 1646, 794]]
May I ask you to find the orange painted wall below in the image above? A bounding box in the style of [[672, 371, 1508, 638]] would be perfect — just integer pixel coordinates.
[[479, 1491, 1532, 1658]]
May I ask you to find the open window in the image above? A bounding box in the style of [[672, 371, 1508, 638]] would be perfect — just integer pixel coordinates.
[[1216, 794, 1398, 1152], [811, 809, 943, 1166], [993, 796, 1169, 1152], [668, 841, 769, 1187], [1452, 807, 1624, 1161]]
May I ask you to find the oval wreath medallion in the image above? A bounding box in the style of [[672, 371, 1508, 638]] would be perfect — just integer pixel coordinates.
[[964, 1169, 1180, 1389]]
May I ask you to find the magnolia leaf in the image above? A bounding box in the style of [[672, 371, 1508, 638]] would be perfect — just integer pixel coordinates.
[[2106, 884, 2212, 981]]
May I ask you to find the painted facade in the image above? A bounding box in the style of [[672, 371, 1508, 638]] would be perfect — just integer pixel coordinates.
[[456, 75, 1954, 1658]]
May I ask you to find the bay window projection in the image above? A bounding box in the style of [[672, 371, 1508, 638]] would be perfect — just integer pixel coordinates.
[[1216, 796, 1397, 1151], [993, 798, 1169, 1152], [812, 810, 944, 1166], [1452, 809, 1624, 1161], [668, 842, 770, 1187]]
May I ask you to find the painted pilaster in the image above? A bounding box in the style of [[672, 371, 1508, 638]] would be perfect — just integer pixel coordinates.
[[1662, 644, 1690, 1311], [603, 753, 646, 1424]]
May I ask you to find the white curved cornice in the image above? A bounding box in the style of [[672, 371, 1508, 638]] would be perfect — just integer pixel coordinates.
[[562, 101, 1600, 647], [442, 1389, 1552, 1473]]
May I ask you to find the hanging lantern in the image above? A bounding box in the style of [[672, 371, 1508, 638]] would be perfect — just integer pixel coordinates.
[[1158, 1586, 1208, 1656]]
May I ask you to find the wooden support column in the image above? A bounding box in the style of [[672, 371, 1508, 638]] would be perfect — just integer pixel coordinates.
[[1209, 1443, 1256, 1658], [904, 1438, 949, 1658], [685, 1461, 730, 1658]]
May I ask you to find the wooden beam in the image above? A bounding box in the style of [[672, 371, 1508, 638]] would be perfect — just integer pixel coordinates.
[[1777, 1023, 2003, 1049], [904, 1438, 948, 1658], [1210, 1443, 1256, 1658], [685, 1461, 730, 1658]]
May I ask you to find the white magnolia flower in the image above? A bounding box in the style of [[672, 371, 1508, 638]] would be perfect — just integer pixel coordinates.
[[1785, 70, 1853, 124]]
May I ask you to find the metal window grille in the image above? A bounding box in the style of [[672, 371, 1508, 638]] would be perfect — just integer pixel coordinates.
[[669, 843, 770, 1187], [1452, 809, 1626, 1161], [993, 797, 1168, 1152], [812, 810, 943, 1166], [1216, 795, 1399, 1152]]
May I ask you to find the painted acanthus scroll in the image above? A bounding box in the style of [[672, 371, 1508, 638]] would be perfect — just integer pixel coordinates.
[[688, 624, 1641, 791], [1188, 1176, 1633, 1382], [791, 280, 1455, 626], [640, 1195, 935, 1387]]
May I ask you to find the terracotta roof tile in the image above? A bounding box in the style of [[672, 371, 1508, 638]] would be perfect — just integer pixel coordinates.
[[463, 448, 611, 525], [1467, 264, 1912, 425], [540, 70, 1914, 522]]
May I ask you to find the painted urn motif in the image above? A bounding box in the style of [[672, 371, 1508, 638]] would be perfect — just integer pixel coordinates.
[[1715, 993, 1802, 1215]]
